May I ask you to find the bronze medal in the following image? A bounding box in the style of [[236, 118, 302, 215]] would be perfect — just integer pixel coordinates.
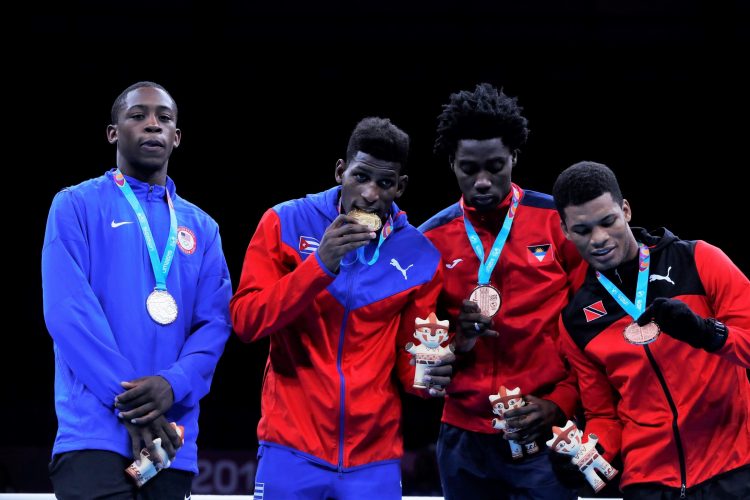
[[348, 209, 382, 231], [469, 284, 502, 317], [623, 321, 660, 345], [146, 289, 178, 325]]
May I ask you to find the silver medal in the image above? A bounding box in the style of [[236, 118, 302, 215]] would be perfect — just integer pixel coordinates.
[[146, 289, 178, 325]]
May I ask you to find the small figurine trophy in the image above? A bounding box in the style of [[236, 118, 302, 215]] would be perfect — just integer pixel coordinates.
[[546, 420, 618, 493], [405, 312, 453, 388], [489, 386, 539, 459], [125, 423, 184, 487]]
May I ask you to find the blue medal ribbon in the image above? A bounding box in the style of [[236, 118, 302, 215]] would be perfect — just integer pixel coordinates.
[[357, 214, 393, 265], [462, 185, 521, 285], [595, 243, 650, 320], [112, 170, 178, 292]]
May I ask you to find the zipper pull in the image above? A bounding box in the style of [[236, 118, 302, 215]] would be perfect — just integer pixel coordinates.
[[680, 483, 686, 498]]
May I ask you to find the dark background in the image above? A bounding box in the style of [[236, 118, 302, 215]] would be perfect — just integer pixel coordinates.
[[7, 0, 748, 494]]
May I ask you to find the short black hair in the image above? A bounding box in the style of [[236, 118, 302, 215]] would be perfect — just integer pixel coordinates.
[[553, 161, 624, 219], [434, 82, 529, 160], [345, 117, 410, 172], [111, 81, 176, 124]]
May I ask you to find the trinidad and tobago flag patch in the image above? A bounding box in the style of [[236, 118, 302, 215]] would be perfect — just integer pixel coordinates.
[[583, 300, 607, 322], [527, 244, 553, 264], [298, 235, 320, 254]]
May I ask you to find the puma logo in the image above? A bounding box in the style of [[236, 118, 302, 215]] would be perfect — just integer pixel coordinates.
[[649, 266, 675, 285], [390, 258, 413, 280], [446, 258, 463, 269], [111, 220, 134, 228]]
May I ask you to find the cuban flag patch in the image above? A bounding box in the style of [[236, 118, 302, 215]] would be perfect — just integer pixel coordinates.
[[527, 244, 553, 264], [298, 235, 320, 254], [583, 300, 607, 322]]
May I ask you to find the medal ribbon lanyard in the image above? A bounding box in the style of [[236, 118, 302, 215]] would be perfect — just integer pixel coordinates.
[[462, 185, 520, 285], [357, 214, 393, 265], [595, 243, 650, 321], [113, 170, 178, 292]]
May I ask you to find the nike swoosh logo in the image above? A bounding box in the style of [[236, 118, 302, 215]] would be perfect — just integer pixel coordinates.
[[111, 220, 134, 228]]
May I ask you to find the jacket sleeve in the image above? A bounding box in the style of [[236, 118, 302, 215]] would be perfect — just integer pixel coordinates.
[[157, 223, 232, 406], [558, 228, 588, 294], [395, 264, 444, 397], [695, 241, 750, 368], [558, 316, 622, 462], [42, 190, 138, 408], [230, 208, 335, 342], [542, 224, 584, 418], [541, 346, 580, 420]]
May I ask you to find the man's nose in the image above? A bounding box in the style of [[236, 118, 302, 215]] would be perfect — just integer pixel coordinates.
[[361, 182, 380, 204], [144, 114, 162, 131], [474, 174, 492, 191], [591, 226, 609, 246]]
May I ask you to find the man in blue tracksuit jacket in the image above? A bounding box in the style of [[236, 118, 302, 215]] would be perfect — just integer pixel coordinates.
[[42, 81, 232, 499]]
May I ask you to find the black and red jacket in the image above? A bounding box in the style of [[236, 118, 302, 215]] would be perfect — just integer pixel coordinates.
[[560, 227, 750, 490], [420, 184, 585, 433]]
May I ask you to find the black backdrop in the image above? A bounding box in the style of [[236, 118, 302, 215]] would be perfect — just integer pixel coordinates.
[[8, 0, 748, 493]]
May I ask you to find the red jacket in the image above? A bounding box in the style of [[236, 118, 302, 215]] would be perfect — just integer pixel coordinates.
[[560, 227, 750, 489], [419, 184, 585, 433], [230, 187, 442, 470]]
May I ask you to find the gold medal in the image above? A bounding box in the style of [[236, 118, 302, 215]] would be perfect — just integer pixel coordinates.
[[623, 321, 660, 345], [146, 289, 178, 325], [348, 209, 382, 231], [469, 284, 502, 317]]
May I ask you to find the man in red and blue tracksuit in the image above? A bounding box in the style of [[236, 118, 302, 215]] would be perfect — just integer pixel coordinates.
[[230, 117, 449, 499], [419, 83, 586, 499]]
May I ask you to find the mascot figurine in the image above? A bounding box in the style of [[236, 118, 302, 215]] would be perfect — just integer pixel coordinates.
[[405, 312, 453, 389]]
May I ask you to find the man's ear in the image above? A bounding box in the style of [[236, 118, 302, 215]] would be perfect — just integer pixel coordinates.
[[622, 199, 632, 223], [106, 124, 118, 145], [334, 159, 346, 184], [172, 128, 181, 149], [560, 218, 571, 240], [395, 174, 409, 199]]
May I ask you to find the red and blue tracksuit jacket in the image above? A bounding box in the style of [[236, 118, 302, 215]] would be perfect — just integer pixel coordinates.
[[230, 186, 442, 470], [560, 227, 750, 490], [419, 184, 585, 435]]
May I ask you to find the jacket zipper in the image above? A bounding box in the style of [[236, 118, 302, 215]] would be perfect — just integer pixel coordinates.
[[644, 345, 687, 497], [337, 263, 358, 474]]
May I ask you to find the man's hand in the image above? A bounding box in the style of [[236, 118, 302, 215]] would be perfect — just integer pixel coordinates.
[[123, 415, 182, 463], [454, 300, 499, 352], [419, 349, 456, 397], [317, 214, 376, 273], [502, 396, 564, 444], [637, 297, 728, 351], [115, 375, 174, 425]]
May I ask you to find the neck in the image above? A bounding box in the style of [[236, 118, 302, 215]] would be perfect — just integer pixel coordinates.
[[119, 164, 168, 186], [624, 232, 640, 262]]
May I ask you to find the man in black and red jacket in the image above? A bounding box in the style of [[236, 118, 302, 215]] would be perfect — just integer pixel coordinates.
[[419, 83, 586, 500], [553, 161, 750, 499]]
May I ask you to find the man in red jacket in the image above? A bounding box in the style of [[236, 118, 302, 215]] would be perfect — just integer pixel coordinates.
[[553, 161, 750, 499], [419, 83, 585, 499], [230, 117, 453, 499]]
